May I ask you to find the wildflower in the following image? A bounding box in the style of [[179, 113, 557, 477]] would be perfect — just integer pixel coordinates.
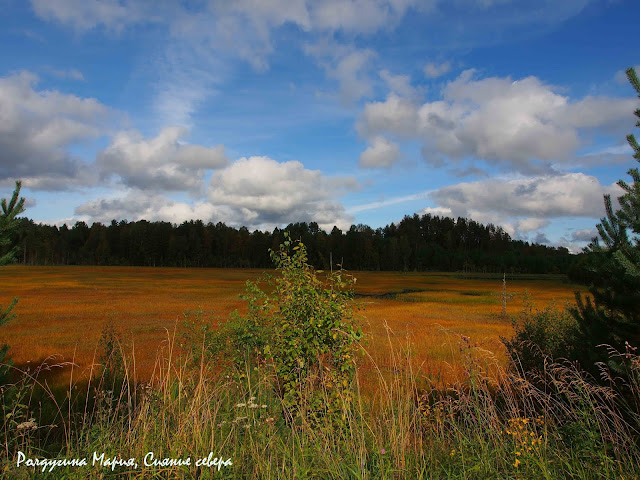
[[381, 448, 386, 455], [261, 405, 267, 409], [514, 459, 521, 468], [450, 449, 456, 457], [235, 403, 246, 408], [16, 419, 37, 431]]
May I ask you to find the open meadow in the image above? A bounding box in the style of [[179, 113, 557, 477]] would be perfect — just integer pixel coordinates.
[[0, 265, 587, 385], [3, 265, 640, 479]]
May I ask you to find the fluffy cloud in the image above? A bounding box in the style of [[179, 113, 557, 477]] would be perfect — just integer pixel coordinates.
[[418, 206, 453, 217], [430, 173, 619, 219], [570, 228, 597, 242], [208, 156, 358, 230], [359, 136, 400, 168], [304, 40, 377, 104], [97, 127, 229, 192], [515, 217, 550, 233], [33, 0, 587, 39], [29, 0, 161, 32], [532, 232, 551, 244], [0, 71, 109, 189], [423, 61, 451, 79], [422, 173, 620, 241], [359, 93, 419, 138], [379, 69, 421, 101], [32, 0, 418, 61], [30, 0, 424, 112], [75, 191, 223, 225], [76, 156, 358, 231], [308, 0, 422, 33], [358, 70, 637, 172]]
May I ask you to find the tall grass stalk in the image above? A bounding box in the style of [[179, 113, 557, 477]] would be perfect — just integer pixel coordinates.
[[1, 327, 640, 479]]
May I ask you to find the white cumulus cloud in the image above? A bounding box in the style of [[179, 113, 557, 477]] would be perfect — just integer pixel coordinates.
[[0, 71, 110, 190], [430, 172, 619, 219], [97, 126, 229, 192], [359, 136, 400, 168], [75, 191, 224, 225], [208, 156, 359, 230], [75, 156, 358, 231], [358, 70, 637, 172]]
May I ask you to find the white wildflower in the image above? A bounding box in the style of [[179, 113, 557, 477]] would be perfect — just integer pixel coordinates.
[[16, 418, 37, 431]]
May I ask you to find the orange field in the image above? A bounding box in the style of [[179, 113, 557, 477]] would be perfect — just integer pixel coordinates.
[[0, 266, 588, 385]]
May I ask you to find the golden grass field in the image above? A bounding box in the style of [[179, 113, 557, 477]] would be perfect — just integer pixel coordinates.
[[0, 266, 588, 385]]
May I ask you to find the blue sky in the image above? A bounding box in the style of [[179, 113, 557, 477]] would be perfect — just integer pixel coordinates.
[[1, 0, 638, 251]]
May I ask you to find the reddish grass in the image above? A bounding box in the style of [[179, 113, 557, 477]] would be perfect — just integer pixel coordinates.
[[0, 266, 587, 386]]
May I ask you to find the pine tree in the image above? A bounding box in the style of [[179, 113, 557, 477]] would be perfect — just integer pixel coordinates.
[[615, 67, 640, 276], [0, 181, 25, 383], [571, 68, 640, 366]]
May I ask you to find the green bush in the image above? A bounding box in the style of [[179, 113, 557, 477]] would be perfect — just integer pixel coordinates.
[[502, 300, 580, 374], [217, 232, 363, 419]]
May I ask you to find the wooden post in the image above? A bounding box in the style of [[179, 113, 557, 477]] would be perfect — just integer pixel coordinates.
[[502, 272, 507, 316]]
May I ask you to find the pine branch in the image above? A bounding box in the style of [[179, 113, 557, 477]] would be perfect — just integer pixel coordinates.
[[627, 67, 640, 128], [1, 181, 25, 219], [0, 181, 25, 266], [628, 134, 640, 161], [0, 298, 17, 327], [627, 67, 640, 96], [614, 249, 640, 277]]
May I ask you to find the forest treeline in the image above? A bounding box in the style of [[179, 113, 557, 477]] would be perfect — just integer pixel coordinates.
[[13, 213, 574, 273]]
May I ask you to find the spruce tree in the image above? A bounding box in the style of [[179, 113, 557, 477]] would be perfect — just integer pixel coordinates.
[[0, 181, 25, 383], [571, 68, 640, 367], [615, 68, 640, 276]]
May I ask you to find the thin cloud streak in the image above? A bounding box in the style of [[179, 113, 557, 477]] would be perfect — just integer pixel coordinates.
[[347, 190, 434, 214]]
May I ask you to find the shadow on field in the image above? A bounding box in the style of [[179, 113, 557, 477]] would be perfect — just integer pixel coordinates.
[[7, 356, 82, 389], [354, 288, 427, 300]]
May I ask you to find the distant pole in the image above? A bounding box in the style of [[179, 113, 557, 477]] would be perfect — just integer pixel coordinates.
[[502, 272, 507, 316]]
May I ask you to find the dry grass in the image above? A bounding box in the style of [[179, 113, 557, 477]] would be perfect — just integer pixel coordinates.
[[0, 266, 587, 386], [3, 324, 639, 479]]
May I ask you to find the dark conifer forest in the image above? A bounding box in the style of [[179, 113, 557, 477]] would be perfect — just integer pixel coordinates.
[[13, 213, 575, 274]]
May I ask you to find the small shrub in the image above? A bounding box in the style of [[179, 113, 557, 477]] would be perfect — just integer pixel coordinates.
[[502, 299, 580, 375], [98, 320, 126, 392], [218, 232, 363, 420]]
